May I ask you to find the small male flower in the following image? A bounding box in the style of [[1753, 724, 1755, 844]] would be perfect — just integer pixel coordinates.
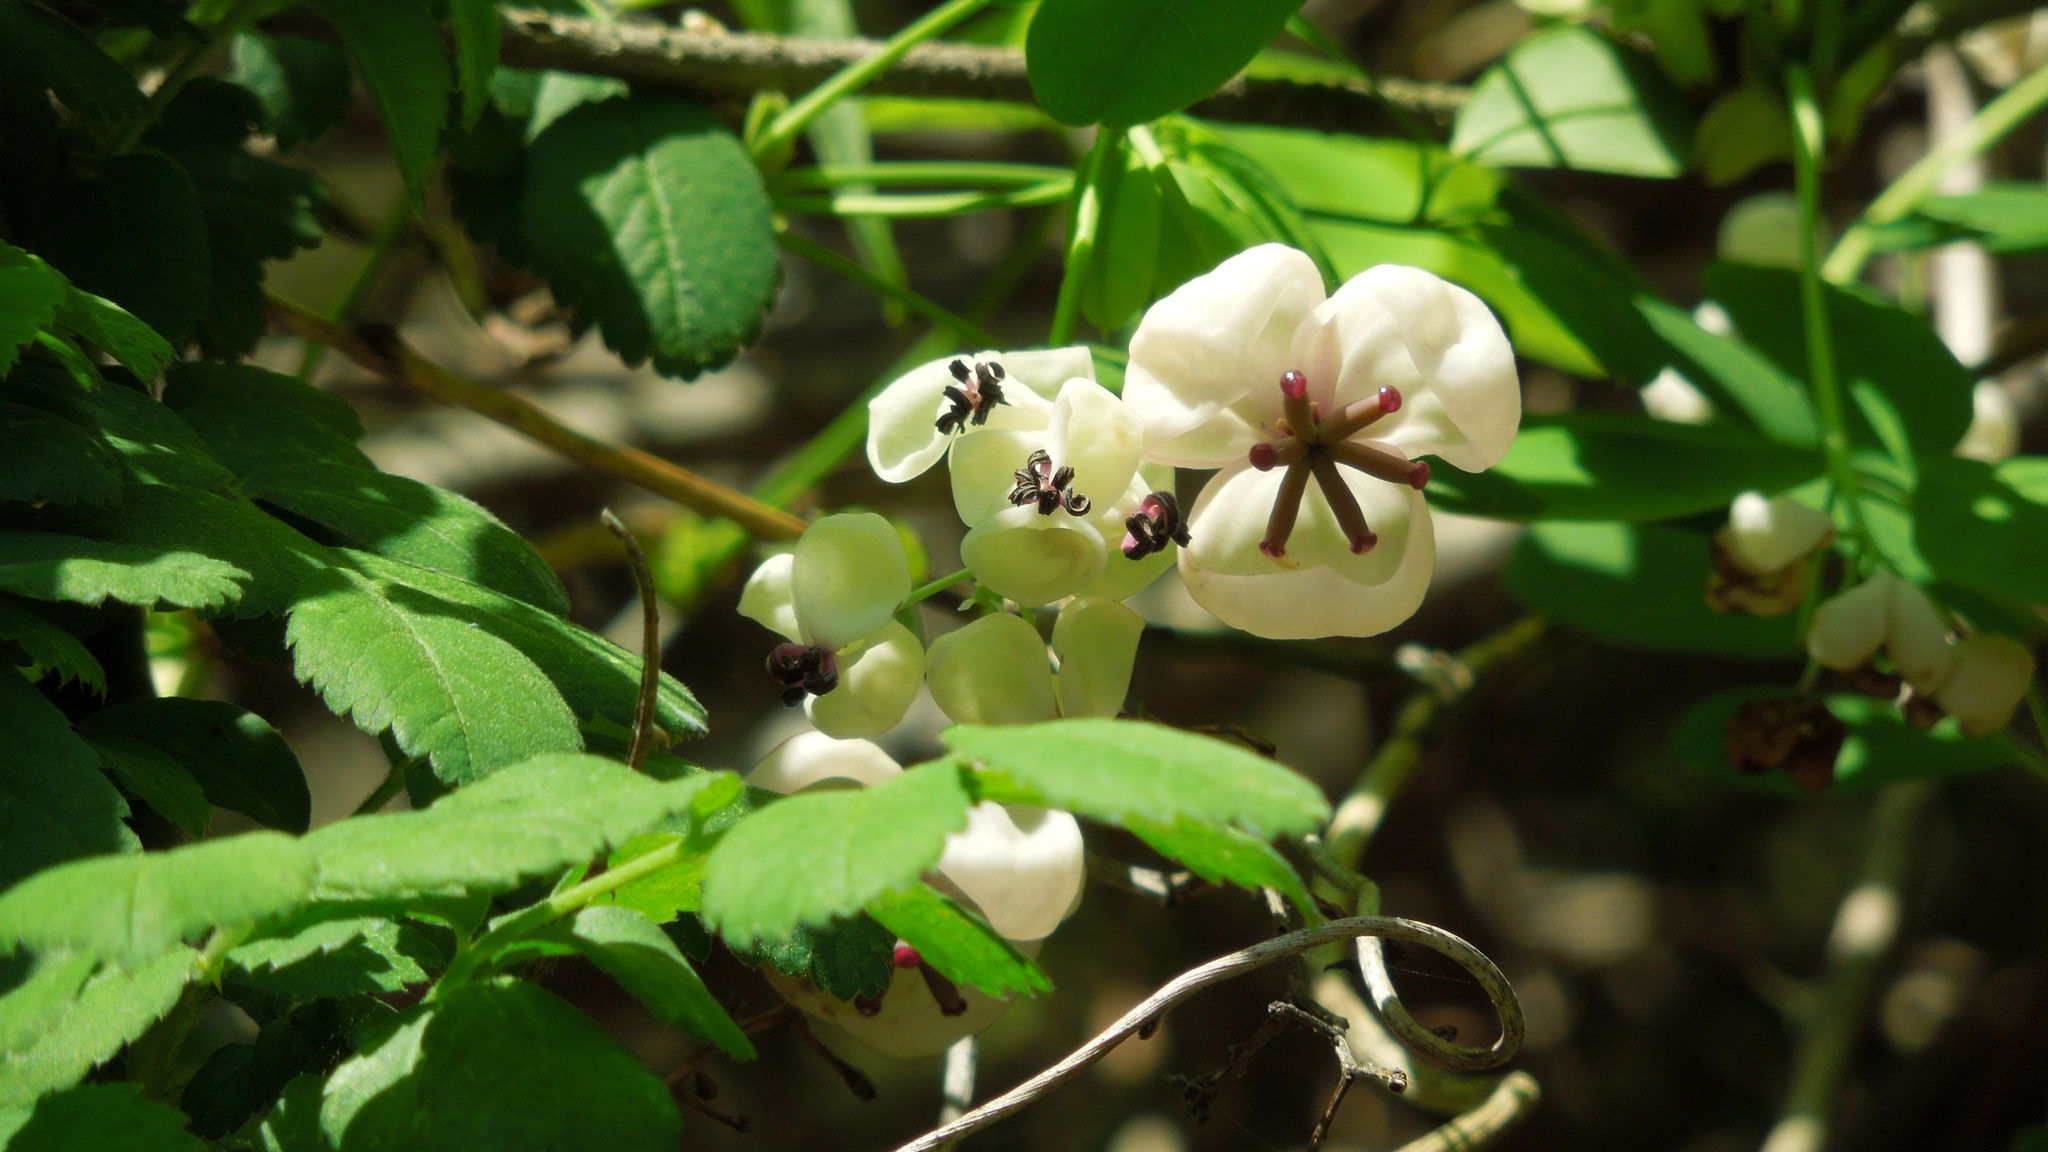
[[1123, 244, 1521, 639], [866, 347, 1094, 484], [1807, 571, 2036, 734], [924, 599, 1143, 725], [1706, 490, 1835, 617]]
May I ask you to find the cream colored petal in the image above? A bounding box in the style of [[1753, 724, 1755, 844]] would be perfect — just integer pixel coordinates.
[[934, 803, 1085, 941], [745, 730, 902, 795], [736, 552, 801, 643], [1124, 244, 1325, 465], [866, 350, 1064, 483], [1046, 378, 1142, 503], [998, 346, 1097, 398], [792, 513, 910, 650], [1933, 632, 2034, 734], [1957, 381, 2019, 464], [1077, 468, 1177, 601], [1181, 459, 1416, 589], [806, 622, 926, 739], [1640, 368, 1715, 424], [925, 611, 1058, 725], [959, 506, 1107, 607], [1052, 597, 1143, 719], [1806, 574, 1893, 670], [1725, 491, 1835, 574], [1885, 580, 1955, 693], [948, 428, 1040, 527]]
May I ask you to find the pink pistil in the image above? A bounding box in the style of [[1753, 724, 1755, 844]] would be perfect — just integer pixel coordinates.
[[892, 943, 923, 969], [1247, 372, 1426, 566]]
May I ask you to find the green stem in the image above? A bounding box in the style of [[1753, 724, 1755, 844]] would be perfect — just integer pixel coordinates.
[[749, 0, 993, 163], [905, 567, 973, 607], [1048, 126, 1122, 346], [778, 162, 1076, 190], [775, 181, 1071, 218], [114, 0, 275, 154], [1825, 60, 2048, 283], [777, 229, 996, 347], [351, 758, 411, 817], [1787, 66, 1867, 548], [298, 191, 412, 380]]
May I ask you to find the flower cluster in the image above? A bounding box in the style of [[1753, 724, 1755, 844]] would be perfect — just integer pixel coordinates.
[[1807, 570, 2035, 733]]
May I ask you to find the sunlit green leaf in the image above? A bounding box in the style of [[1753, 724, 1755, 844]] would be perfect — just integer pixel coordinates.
[[1914, 455, 2048, 606], [0, 951, 197, 1108], [1026, 0, 1301, 128], [1122, 815, 1317, 919], [1452, 26, 1694, 177], [0, 1081, 203, 1150], [868, 883, 1051, 999]]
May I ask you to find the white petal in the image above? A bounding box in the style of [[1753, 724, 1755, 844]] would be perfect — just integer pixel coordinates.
[[997, 346, 1097, 397], [1806, 574, 1893, 670], [1885, 580, 1954, 693], [1933, 632, 2034, 734], [746, 730, 902, 795], [925, 611, 1058, 725], [765, 963, 1014, 1060], [948, 428, 1040, 527], [1124, 244, 1325, 466], [866, 350, 1069, 484], [934, 803, 1085, 941], [1052, 597, 1143, 719], [1046, 378, 1142, 503], [1724, 491, 1835, 573], [1326, 265, 1521, 473], [1957, 381, 2019, 464], [1640, 368, 1715, 424], [1182, 460, 1416, 588], [736, 551, 801, 642], [793, 513, 910, 650], [806, 622, 926, 739], [958, 505, 1107, 607]]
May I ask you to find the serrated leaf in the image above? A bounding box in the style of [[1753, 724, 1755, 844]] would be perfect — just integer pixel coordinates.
[[947, 718, 1330, 838], [449, 0, 500, 127], [0, 1081, 203, 1150], [1122, 815, 1316, 919], [726, 915, 894, 1001], [0, 529, 246, 611], [0, 597, 105, 694], [318, 981, 681, 1152], [165, 365, 570, 615], [700, 761, 972, 947], [1452, 27, 1694, 177], [522, 93, 778, 380], [0, 950, 195, 1109], [0, 831, 315, 967], [86, 735, 212, 839], [32, 152, 209, 348], [1504, 520, 1798, 658], [867, 883, 1049, 999], [309, 0, 450, 205], [598, 833, 704, 924], [0, 402, 120, 505], [304, 756, 730, 901], [0, 665, 136, 889], [1423, 412, 1821, 522], [0, 242, 67, 374], [183, 998, 392, 1140], [527, 905, 752, 1058], [1673, 688, 2014, 795], [0, 0, 147, 144], [7, 368, 235, 491], [80, 697, 311, 833], [286, 564, 581, 784], [51, 288, 175, 380], [344, 551, 701, 739], [228, 917, 442, 999], [1025, 0, 1300, 129], [231, 33, 352, 153]]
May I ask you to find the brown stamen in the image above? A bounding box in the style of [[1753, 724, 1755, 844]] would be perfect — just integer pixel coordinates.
[[1308, 455, 1378, 554], [1279, 370, 1314, 439], [1319, 386, 1404, 443], [1326, 439, 1429, 490], [1246, 373, 1427, 568], [1260, 461, 1312, 559]]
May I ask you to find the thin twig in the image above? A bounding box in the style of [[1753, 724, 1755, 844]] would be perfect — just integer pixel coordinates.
[[265, 296, 808, 541], [600, 509, 662, 769], [890, 917, 1521, 1152], [1390, 1071, 1542, 1152]]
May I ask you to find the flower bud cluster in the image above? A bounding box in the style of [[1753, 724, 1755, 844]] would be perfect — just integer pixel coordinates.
[[1706, 490, 1835, 617], [1807, 571, 2035, 734]]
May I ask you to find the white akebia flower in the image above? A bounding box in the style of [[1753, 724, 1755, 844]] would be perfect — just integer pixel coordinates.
[[1933, 633, 2035, 734], [744, 732, 1085, 1058], [1707, 490, 1836, 617], [738, 513, 924, 738], [865, 347, 1094, 484], [1806, 570, 1953, 693], [924, 600, 1143, 725], [1124, 244, 1521, 639]]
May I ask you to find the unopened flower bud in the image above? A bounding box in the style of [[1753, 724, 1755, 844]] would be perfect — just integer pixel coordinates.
[[933, 802, 1085, 941], [1724, 491, 1834, 575], [1807, 574, 1893, 671], [926, 613, 1058, 725], [1050, 598, 1142, 720], [1933, 633, 2035, 734]]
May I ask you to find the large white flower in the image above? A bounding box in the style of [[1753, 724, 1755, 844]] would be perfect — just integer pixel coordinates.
[[865, 347, 1094, 484], [744, 732, 1085, 1058], [1124, 244, 1522, 639], [738, 513, 924, 738]]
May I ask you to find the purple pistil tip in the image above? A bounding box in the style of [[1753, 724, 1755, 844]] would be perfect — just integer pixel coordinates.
[[1378, 386, 1402, 413], [1279, 369, 1307, 399]]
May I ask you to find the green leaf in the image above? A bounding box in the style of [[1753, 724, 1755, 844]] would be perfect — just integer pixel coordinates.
[[1504, 520, 1799, 658], [317, 981, 680, 1152], [522, 93, 779, 380], [449, 0, 501, 128], [343, 551, 703, 739], [0, 667, 136, 889], [305, 756, 730, 902], [231, 33, 352, 153], [183, 999, 394, 1140], [32, 152, 210, 348], [0, 831, 314, 967], [598, 834, 703, 924], [947, 718, 1331, 838], [1122, 815, 1316, 920], [86, 735, 212, 839], [1634, 297, 1818, 446], [0, 1081, 204, 1151], [1913, 455, 2048, 606], [867, 883, 1050, 999], [530, 905, 753, 1058], [726, 915, 894, 1001], [7, 368, 235, 491], [1451, 26, 1694, 177], [309, 0, 449, 204], [1025, 0, 1301, 128], [1424, 412, 1820, 522], [0, 0, 147, 144], [228, 917, 443, 999], [0, 597, 106, 694], [0, 529, 246, 611], [51, 289, 175, 380], [1673, 688, 2015, 795], [1871, 183, 2048, 254], [1704, 263, 1973, 464], [286, 564, 582, 784], [700, 761, 972, 947], [164, 364, 570, 615], [0, 402, 120, 506], [0, 949, 196, 1108], [79, 697, 311, 833], [0, 243, 68, 374]]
